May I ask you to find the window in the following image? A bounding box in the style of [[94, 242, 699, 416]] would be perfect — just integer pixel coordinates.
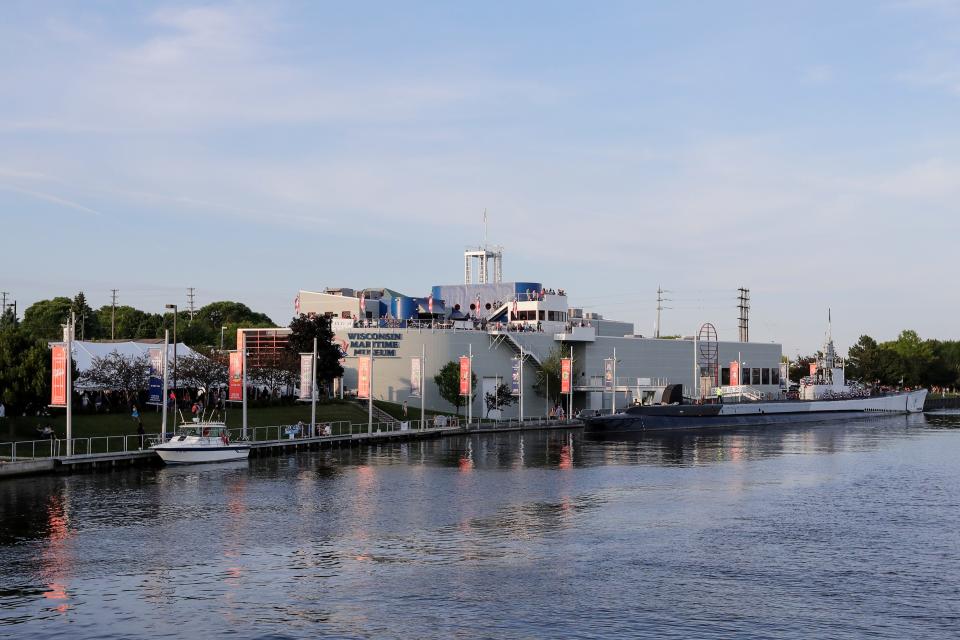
[[538, 310, 545, 320], [771, 368, 780, 385], [741, 367, 750, 385], [762, 368, 770, 385], [721, 367, 730, 385], [751, 368, 761, 385]]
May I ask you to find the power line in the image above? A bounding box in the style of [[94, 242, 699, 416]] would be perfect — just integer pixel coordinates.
[[737, 287, 751, 343], [655, 286, 672, 339], [110, 289, 118, 340]]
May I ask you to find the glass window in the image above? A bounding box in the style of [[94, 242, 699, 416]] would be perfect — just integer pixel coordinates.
[[751, 368, 761, 385], [762, 368, 770, 385], [741, 367, 749, 385], [538, 310, 545, 320], [772, 369, 780, 385], [721, 367, 730, 385]]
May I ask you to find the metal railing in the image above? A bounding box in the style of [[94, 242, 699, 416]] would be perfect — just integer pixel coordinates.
[[0, 416, 580, 462]]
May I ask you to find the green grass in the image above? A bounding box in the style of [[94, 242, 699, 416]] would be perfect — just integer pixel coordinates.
[[0, 400, 371, 442], [373, 399, 457, 421]]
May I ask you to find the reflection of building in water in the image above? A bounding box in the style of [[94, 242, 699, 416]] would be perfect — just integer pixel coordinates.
[[287, 246, 783, 417]]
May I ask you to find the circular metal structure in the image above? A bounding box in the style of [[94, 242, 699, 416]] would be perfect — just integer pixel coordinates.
[[698, 323, 719, 385]]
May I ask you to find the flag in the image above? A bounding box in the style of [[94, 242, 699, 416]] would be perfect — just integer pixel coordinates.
[[427, 294, 434, 314], [294, 293, 301, 315], [357, 356, 371, 399], [512, 297, 518, 319], [475, 294, 481, 316], [459, 356, 471, 395], [51, 345, 67, 406], [358, 292, 366, 317], [561, 358, 571, 394]]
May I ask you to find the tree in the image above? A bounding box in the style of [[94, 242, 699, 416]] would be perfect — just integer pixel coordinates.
[[846, 335, 880, 382], [485, 382, 515, 417], [533, 347, 566, 404], [175, 351, 227, 392], [249, 351, 299, 399], [71, 292, 100, 340], [94, 305, 164, 340], [0, 323, 56, 415], [287, 314, 344, 384], [434, 360, 476, 416], [21, 297, 72, 340], [79, 352, 151, 395]]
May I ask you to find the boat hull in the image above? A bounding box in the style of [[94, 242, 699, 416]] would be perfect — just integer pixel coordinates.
[[584, 390, 927, 433], [152, 445, 251, 464]]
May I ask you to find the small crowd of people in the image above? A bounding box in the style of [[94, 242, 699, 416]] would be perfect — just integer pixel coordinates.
[[547, 404, 567, 419]]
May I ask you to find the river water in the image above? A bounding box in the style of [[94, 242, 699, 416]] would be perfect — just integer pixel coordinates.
[[2, 413, 960, 639]]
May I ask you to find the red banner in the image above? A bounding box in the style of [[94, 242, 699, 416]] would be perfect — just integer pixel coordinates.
[[51, 345, 67, 406], [809, 363, 818, 376], [730, 360, 739, 386], [560, 358, 571, 394], [228, 351, 243, 401], [357, 356, 371, 399], [459, 356, 471, 395]]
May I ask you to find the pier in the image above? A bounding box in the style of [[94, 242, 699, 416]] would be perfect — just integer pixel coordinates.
[[0, 417, 581, 479]]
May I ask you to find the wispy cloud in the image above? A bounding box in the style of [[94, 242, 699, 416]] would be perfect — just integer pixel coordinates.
[[0, 183, 103, 216]]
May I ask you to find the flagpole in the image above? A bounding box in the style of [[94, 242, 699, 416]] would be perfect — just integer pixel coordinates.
[[161, 329, 169, 442], [468, 343, 473, 427], [519, 345, 524, 423], [569, 345, 573, 421], [242, 333, 248, 440], [368, 355, 374, 434], [66, 312, 74, 457], [311, 336, 317, 435], [421, 343, 426, 430]]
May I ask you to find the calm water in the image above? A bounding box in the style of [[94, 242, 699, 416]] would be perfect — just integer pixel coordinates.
[[2, 414, 960, 639]]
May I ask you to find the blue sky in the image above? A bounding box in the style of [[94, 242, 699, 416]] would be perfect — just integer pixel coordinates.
[[1, 0, 958, 355]]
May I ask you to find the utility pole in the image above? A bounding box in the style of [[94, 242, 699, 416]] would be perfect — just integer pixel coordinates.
[[110, 289, 118, 340], [0, 292, 7, 317], [737, 287, 750, 343], [655, 286, 672, 338], [187, 287, 196, 322]]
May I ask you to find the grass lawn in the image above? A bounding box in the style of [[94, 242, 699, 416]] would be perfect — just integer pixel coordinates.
[[1, 400, 370, 442], [373, 399, 458, 421]]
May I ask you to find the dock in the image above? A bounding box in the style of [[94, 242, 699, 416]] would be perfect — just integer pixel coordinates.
[[0, 418, 581, 479]]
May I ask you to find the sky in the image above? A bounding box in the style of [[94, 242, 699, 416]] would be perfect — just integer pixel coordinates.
[[1, 0, 958, 356]]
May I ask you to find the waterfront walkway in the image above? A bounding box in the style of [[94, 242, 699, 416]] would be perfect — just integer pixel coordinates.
[[0, 417, 581, 479]]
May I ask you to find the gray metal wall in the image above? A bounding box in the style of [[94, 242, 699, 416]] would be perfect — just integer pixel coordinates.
[[334, 327, 782, 417]]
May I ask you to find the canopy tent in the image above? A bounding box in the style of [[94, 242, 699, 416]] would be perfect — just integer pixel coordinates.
[[49, 340, 201, 376]]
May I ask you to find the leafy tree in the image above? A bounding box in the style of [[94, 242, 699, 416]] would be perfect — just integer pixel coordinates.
[[846, 335, 880, 382], [249, 351, 299, 398], [21, 297, 72, 340], [484, 382, 515, 417], [79, 352, 151, 395], [0, 323, 57, 415], [175, 351, 227, 392], [287, 314, 344, 384], [94, 305, 164, 340], [434, 360, 476, 416], [71, 292, 100, 340], [533, 347, 567, 404]]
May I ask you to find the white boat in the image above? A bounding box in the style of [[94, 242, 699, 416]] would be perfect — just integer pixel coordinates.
[[150, 422, 251, 464]]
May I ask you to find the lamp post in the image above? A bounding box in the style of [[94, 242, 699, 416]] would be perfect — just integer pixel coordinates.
[[220, 325, 227, 352], [165, 304, 177, 406]]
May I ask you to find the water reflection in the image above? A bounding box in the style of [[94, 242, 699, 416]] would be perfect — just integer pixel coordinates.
[[0, 412, 958, 639]]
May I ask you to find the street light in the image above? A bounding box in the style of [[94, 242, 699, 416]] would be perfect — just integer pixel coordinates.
[[165, 304, 177, 405], [220, 325, 227, 352]]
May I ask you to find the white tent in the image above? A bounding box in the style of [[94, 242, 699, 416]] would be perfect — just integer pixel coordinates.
[[48, 340, 202, 376]]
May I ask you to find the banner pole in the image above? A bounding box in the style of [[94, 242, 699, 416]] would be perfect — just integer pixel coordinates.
[[569, 345, 573, 421], [468, 343, 473, 427], [368, 355, 374, 434], [161, 329, 169, 441], [311, 337, 317, 435], [66, 312, 73, 457], [421, 344, 425, 430], [242, 334, 248, 440]]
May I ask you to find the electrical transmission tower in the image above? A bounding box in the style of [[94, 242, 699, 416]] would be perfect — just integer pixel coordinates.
[[655, 286, 672, 338], [187, 287, 196, 322], [110, 289, 118, 340], [737, 287, 751, 343]]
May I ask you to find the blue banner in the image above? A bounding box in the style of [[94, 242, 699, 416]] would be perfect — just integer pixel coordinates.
[[511, 357, 521, 395], [148, 376, 163, 405]]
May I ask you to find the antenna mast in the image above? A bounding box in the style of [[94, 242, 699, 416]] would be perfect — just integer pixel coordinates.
[[655, 286, 672, 338], [737, 287, 750, 343]]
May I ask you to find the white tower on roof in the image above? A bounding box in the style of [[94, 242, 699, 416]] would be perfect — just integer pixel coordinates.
[[464, 209, 503, 284]]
